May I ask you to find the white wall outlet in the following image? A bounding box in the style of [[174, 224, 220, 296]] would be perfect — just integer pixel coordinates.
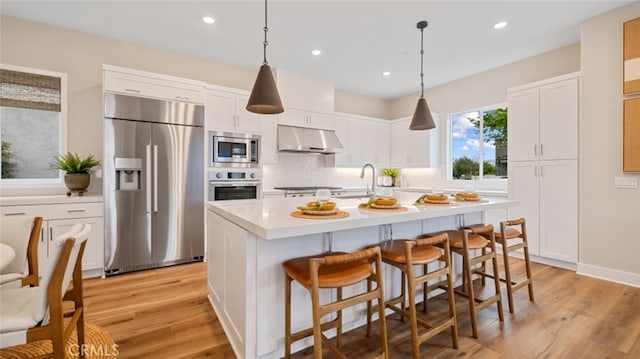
[[614, 177, 639, 189]]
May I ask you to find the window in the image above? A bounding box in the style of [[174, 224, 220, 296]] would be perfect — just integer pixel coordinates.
[[449, 105, 507, 180], [0, 64, 67, 186]]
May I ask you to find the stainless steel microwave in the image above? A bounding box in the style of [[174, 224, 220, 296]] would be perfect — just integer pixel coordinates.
[[209, 131, 260, 167]]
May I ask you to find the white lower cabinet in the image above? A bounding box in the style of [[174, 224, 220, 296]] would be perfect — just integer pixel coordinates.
[[0, 200, 105, 278], [507, 160, 578, 265]]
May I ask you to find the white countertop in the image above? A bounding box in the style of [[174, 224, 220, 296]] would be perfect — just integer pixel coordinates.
[[0, 194, 104, 206], [207, 192, 517, 240]]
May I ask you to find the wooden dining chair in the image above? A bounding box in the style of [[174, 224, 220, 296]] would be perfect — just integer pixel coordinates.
[[0, 223, 91, 358], [0, 216, 43, 288]]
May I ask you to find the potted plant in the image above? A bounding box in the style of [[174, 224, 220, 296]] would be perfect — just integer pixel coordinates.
[[381, 168, 400, 187], [51, 152, 100, 193]]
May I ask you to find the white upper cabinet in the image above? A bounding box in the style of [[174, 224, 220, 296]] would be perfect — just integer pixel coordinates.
[[334, 114, 389, 168], [278, 109, 336, 131], [508, 74, 579, 162], [390, 117, 438, 168], [205, 88, 262, 133], [103, 65, 205, 104], [260, 115, 278, 165]]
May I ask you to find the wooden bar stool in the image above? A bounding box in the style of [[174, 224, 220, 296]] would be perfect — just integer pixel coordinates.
[[283, 247, 388, 359], [496, 218, 535, 313], [434, 225, 504, 338], [370, 233, 458, 359]]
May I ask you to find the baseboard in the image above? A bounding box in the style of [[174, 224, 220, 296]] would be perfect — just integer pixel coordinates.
[[577, 263, 640, 288]]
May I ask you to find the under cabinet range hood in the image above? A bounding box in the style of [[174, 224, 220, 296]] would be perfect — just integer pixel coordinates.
[[277, 124, 344, 154]]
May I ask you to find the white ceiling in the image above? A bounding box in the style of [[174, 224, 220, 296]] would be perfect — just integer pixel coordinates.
[[0, 0, 634, 99]]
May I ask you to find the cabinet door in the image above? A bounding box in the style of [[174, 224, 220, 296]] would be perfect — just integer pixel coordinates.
[[334, 117, 364, 166], [37, 223, 51, 277], [104, 71, 204, 103], [260, 115, 278, 164], [507, 161, 540, 255], [309, 112, 336, 130], [539, 78, 578, 160], [205, 91, 237, 131], [333, 118, 352, 166], [235, 95, 264, 133], [390, 119, 430, 167], [278, 109, 308, 128], [390, 121, 410, 166], [539, 160, 578, 263], [48, 218, 104, 275], [507, 88, 539, 162], [362, 120, 389, 167]]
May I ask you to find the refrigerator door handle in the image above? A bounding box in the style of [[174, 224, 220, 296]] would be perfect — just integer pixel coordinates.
[[153, 145, 158, 213], [146, 144, 152, 213]]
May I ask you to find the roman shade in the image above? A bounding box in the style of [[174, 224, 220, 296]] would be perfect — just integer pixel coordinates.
[[0, 69, 61, 112]]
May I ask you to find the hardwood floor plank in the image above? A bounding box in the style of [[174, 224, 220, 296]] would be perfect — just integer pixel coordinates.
[[79, 259, 640, 358]]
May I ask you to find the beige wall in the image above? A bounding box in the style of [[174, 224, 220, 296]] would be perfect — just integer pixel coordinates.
[[334, 89, 391, 119], [389, 43, 581, 119], [579, 3, 640, 279]]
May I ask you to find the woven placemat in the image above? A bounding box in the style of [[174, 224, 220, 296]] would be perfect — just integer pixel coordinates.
[[290, 210, 350, 219], [359, 206, 409, 212], [0, 322, 116, 359]]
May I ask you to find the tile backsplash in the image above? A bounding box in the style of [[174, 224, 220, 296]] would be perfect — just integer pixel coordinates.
[[262, 153, 442, 190]]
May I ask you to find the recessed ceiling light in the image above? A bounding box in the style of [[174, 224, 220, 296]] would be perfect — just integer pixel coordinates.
[[494, 21, 508, 29], [382, 71, 391, 77], [311, 49, 322, 56], [202, 16, 215, 24]]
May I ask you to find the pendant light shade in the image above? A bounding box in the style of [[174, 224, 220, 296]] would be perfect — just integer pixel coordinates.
[[246, 64, 283, 114], [410, 97, 435, 130], [246, 0, 284, 114], [409, 20, 435, 131]]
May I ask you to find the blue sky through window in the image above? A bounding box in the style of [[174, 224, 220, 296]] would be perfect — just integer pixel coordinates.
[[451, 111, 496, 164]]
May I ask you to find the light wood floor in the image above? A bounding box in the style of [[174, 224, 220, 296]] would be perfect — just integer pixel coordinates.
[[82, 258, 640, 358]]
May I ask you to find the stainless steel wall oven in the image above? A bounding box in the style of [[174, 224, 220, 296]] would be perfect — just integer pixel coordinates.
[[208, 168, 262, 201]]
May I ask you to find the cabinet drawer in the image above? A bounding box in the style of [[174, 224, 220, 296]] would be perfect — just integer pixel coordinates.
[[1, 202, 103, 219], [104, 71, 204, 104]]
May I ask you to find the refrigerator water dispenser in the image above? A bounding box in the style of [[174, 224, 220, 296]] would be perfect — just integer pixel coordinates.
[[115, 157, 142, 191]]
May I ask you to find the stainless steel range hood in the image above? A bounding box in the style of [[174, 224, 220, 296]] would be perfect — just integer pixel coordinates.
[[277, 125, 344, 154]]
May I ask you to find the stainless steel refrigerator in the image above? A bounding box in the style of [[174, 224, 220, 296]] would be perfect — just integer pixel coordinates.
[[103, 93, 204, 276]]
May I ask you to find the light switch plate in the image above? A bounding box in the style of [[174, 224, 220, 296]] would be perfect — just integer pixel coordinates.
[[614, 177, 639, 189]]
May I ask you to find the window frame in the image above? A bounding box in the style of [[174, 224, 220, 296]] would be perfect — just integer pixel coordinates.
[[445, 102, 508, 186], [0, 63, 68, 192]]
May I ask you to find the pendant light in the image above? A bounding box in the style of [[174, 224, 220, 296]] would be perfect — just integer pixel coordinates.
[[409, 21, 436, 130], [246, 0, 284, 114]]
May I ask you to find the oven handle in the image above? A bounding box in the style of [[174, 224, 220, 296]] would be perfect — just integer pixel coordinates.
[[209, 181, 261, 187]]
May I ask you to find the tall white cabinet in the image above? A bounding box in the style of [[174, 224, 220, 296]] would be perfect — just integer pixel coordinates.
[[507, 72, 580, 267]]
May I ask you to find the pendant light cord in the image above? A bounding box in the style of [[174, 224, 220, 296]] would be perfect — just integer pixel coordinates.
[[263, 0, 269, 65], [420, 26, 424, 98]]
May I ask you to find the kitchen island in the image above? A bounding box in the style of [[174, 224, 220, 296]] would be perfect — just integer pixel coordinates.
[[206, 193, 517, 359]]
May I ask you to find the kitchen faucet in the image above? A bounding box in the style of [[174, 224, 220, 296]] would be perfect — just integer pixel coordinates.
[[360, 163, 376, 197]]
